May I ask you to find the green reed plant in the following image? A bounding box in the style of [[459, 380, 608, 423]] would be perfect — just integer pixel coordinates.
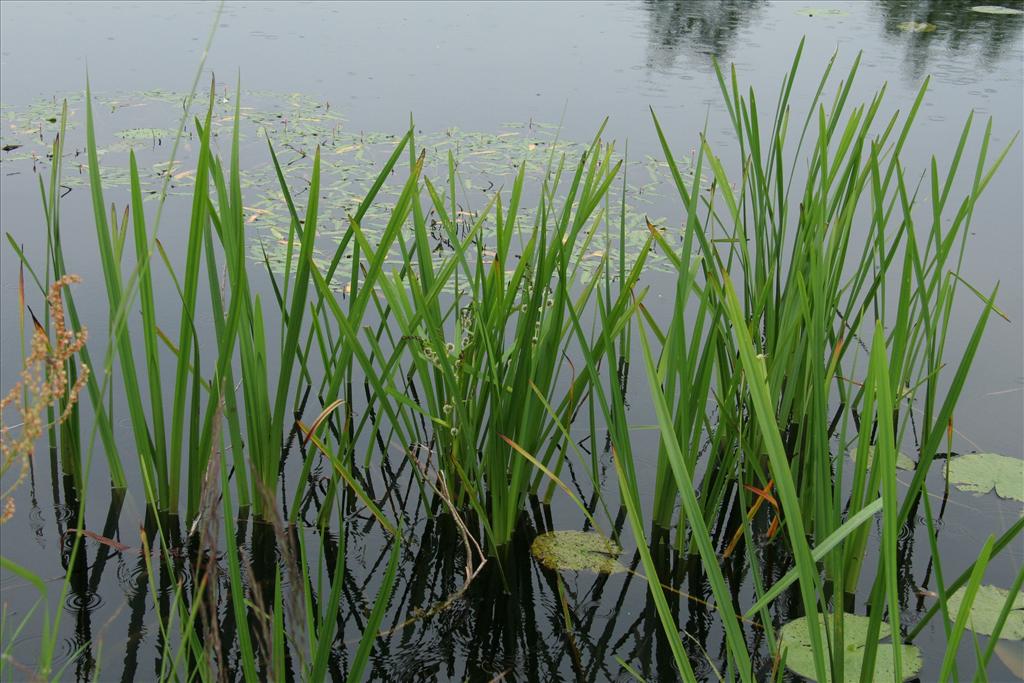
[[626, 40, 1020, 683], [298, 123, 651, 553], [389, 134, 631, 550], [6, 102, 123, 491], [643, 40, 1014, 557], [2, 9, 405, 680], [20, 76, 364, 521]]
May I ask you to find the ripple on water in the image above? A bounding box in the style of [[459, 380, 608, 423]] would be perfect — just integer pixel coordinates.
[[116, 556, 149, 592], [52, 504, 77, 525], [64, 587, 103, 612]]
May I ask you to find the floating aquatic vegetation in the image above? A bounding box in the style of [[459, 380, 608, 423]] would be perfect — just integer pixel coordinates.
[[850, 445, 916, 471], [970, 5, 1024, 15], [778, 613, 923, 682], [946, 452, 1024, 502], [795, 7, 849, 18], [0, 89, 698, 284], [896, 21, 938, 32], [114, 127, 177, 141], [947, 584, 1024, 639], [530, 531, 625, 574]]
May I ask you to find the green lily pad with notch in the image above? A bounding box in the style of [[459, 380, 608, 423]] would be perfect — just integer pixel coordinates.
[[947, 584, 1024, 640], [779, 613, 923, 682], [970, 5, 1024, 14], [897, 21, 938, 32], [946, 453, 1024, 502], [531, 531, 625, 574]]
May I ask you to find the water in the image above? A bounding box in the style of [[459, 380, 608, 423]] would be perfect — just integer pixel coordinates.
[[1, 1, 1022, 680]]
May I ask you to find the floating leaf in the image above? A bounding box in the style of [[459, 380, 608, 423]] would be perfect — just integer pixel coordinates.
[[779, 613, 923, 682], [897, 21, 938, 32], [947, 584, 1024, 640], [850, 446, 916, 471], [795, 7, 849, 17], [531, 530, 624, 574], [946, 453, 1024, 502], [971, 5, 1024, 14], [0, 88, 703, 282], [116, 127, 176, 140]]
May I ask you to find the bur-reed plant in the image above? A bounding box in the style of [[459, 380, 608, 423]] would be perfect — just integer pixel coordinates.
[[617, 41, 1021, 682], [338, 131, 649, 552]]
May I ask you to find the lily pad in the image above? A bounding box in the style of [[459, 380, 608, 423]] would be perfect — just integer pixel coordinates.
[[779, 613, 923, 682], [795, 7, 849, 17], [897, 21, 938, 32], [0, 89, 702, 284], [946, 453, 1024, 502], [116, 127, 176, 140], [971, 5, 1024, 14], [530, 530, 624, 574], [947, 584, 1024, 640], [850, 446, 916, 471]]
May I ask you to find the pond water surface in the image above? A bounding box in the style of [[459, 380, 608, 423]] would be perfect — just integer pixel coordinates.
[[1, 2, 1022, 681]]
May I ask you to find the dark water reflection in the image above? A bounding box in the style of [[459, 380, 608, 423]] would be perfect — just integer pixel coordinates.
[[1, 1, 1022, 681], [25, 444, 1019, 680], [641, 1, 767, 73], [875, 0, 1024, 78]]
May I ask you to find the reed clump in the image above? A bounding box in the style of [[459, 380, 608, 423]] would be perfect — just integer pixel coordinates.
[[1, 37, 1021, 682]]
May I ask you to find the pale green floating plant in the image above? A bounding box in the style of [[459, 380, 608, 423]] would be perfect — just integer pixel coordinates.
[[116, 127, 177, 140], [971, 5, 1024, 15], [851, 445, 917, 471], [896, 21, 938, 32], [530, 531, 625, 574], [946, 453, 1024, 502], [795, 7, 849, 17], [947, 584, 1024, 640], [779, 613, 923, 682]]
